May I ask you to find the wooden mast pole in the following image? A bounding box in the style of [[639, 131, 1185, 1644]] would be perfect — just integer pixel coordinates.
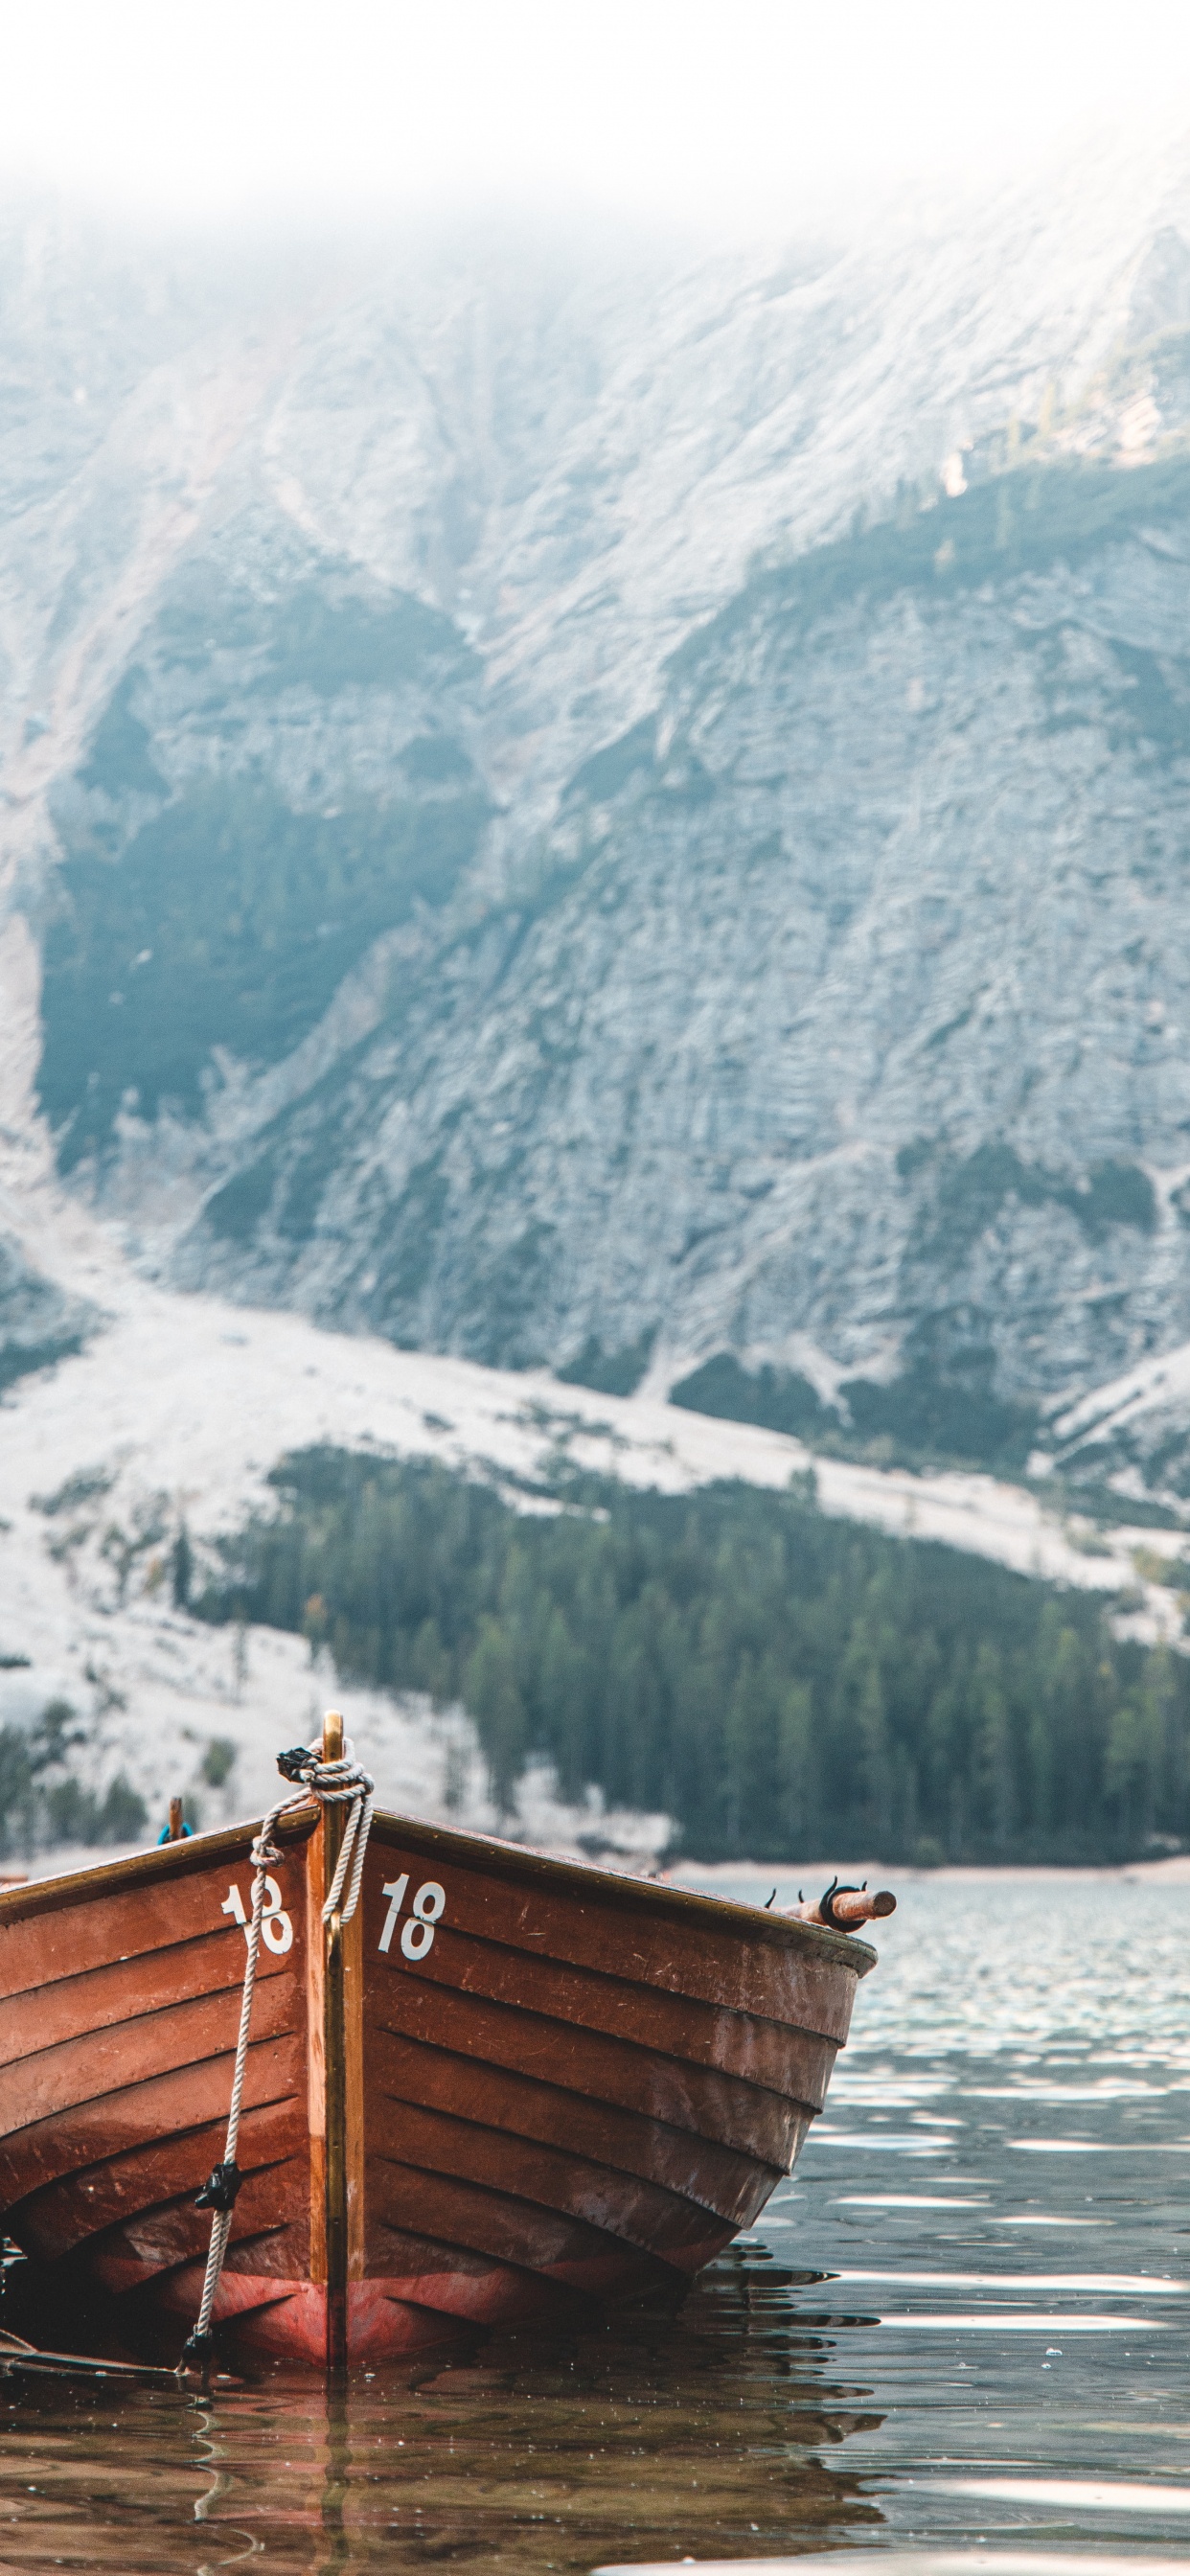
[[321, 1708, 349, 2369]]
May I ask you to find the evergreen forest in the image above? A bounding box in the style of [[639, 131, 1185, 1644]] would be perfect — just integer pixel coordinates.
[[198, 1449, 1190, 1866], [0, 1699, 147, 1861]]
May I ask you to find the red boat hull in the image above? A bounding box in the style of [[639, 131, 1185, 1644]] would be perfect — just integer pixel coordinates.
[[0, 1806, 874, 2363]]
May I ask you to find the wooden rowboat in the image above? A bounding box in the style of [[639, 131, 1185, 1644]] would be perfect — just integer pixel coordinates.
[[0, 1733, 877, 2369]]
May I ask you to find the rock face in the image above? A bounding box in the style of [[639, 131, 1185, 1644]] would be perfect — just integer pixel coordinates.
[[161, 456, 1190, 1463], [11, 148, 1190, 1469], [0, 1231, 100, 1393]]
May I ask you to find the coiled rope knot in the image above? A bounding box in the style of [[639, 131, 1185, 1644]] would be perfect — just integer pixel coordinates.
[[274, 1744, 375, 1926], [179, 1736, 375, 2378]]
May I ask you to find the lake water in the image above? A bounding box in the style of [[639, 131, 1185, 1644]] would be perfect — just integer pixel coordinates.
[[3, 1872, 1189, 2574]]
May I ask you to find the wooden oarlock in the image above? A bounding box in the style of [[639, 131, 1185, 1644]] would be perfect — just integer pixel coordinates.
[[789, 1881, 896, 1930]]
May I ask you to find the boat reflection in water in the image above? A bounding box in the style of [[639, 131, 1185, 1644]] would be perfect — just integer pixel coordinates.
[[1, 2250, 883, 2574]]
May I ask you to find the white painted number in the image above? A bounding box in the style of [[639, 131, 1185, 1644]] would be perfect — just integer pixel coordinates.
[[262, 1878, 294, 1953], [401, 1880, 446, 1960], [220, 1876, 293, 1956], [378, 1874, 446, 1961], [378, 1875, 409, 1953]]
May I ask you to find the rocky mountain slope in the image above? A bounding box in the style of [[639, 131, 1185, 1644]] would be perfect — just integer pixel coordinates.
[[10, 147, 1190, 1483]]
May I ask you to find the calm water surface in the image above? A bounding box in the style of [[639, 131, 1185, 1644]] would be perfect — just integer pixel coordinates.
[[3, 1874, 1188, 2574]]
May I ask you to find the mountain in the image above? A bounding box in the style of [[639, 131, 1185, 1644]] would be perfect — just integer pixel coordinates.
[[10, 146, 1190, 1489]]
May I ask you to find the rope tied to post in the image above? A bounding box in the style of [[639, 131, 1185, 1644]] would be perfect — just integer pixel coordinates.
[[179, 1734, 374, 2378], [274, 1743, 376, 1928]]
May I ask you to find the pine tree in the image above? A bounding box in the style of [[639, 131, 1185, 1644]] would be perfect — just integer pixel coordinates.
[[465, 1619, 526, 1817]]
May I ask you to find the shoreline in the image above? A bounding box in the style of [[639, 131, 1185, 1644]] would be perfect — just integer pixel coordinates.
[[665, 1852, 1190, 1887]]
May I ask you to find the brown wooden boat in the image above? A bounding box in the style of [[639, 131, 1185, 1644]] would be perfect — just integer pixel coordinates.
[[0, 1722, 877, 2368]]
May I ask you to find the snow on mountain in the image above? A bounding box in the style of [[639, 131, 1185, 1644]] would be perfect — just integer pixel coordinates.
[[1041, 1328, 1190, 1496], [5, 132, 1190, 1745], [0, 1150, 1184, 1880]]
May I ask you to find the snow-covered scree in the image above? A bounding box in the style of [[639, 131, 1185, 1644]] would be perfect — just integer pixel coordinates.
[[2, 1178, 1188, 1882], [1041, 1333, 1190, 1497], [0, 1203, 682, 1873]]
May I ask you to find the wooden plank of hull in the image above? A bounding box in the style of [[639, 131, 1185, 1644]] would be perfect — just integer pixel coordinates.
[[0, 1926, 250, 2058], [367, 1915, 841, 2094], [86, 2157, 307, 2291], [9, 2105, 286, 2254], [364, 1817, 868, 2028], [151, 2266, 469, 2365], [0, 1974, 301, 2142], [0, 2024, 307, 2208], [0, 1799, 873, 2365], [372, 1969, 830, 2154], [366, 2211, 659, 2318], [366, 2156, 682, 2289], [0, 1822, 317, 2356], [12, 2108, 307, 2267], [0, 1812, 318, 1986], [369, 2098, 785, 2268], [369, 2026, 788, 2226], [369, 2155, 731, 2295], [350, 1816, 853, 2347]]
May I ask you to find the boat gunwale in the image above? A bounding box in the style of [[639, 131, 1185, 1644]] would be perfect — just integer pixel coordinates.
[[369, 1809, 878, 1974], [0, 1804, 876, 1976], [0, 1808, 320, 1926]]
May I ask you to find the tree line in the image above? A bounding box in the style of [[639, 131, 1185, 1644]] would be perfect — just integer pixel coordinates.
[[0, 1700, 147, 1860], [199, 1448, 1190, 1865]]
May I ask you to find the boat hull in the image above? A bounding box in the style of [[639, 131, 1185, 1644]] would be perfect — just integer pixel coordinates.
[[0, 1807, 874, 2364]]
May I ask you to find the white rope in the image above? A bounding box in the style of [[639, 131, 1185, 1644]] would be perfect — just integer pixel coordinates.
[[180, 1741, 375, 2374], [308, 1752, 376, 1928]]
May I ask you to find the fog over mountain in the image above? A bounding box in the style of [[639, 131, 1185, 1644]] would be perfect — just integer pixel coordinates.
[[10, 138, 1190, 1495]]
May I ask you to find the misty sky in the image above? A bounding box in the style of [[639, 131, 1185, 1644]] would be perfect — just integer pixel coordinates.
[[2, 0, 1189, 230]]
